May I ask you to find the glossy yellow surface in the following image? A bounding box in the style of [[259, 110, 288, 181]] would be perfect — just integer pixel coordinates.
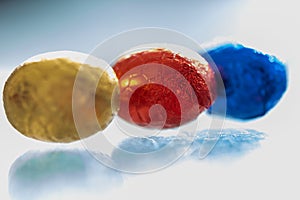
[[3, 58, 118, 143]]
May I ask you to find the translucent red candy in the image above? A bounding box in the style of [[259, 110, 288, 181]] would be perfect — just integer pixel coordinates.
[[113, 48, 216, 129]]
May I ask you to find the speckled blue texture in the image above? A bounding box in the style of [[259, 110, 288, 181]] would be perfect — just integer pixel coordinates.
[[190, 129, 265, 159], [203, 43, 287, 120], [118, 136, 172, 153], [117, 129, 265, 159]]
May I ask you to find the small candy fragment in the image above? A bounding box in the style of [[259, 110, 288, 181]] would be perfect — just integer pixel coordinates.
[[203, 43, 287, 119], [3, 58, 118, 143], [113, 48, 216, 129]]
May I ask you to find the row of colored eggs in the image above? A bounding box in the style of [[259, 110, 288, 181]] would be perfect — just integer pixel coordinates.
[[3, 43, 287, 143]]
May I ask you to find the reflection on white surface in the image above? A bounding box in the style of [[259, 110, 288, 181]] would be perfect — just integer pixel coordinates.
[[112, 129, 265, 166], [190, 129, 266, 160], [9, 150, 123, 200]]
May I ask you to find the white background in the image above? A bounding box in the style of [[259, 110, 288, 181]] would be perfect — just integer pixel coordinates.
[[1, 0, 300, 199]]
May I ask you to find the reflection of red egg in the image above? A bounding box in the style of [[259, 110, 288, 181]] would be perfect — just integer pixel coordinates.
[[113, 48, 216, 129]]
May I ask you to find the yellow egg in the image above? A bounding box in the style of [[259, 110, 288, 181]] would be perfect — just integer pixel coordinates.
[[3, 57, 118, 143]]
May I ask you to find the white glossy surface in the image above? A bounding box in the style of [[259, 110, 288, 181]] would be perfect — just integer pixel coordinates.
[[0, 0, 299, 199]]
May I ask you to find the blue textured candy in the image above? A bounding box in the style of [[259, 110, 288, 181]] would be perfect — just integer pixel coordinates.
[[203, 43, 287, 120]]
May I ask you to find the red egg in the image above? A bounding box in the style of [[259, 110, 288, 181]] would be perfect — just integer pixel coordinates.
[[113, 48, 216, 129]]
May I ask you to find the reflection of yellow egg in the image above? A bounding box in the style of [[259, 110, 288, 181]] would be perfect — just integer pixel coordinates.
[[3, 58, 118, 143]]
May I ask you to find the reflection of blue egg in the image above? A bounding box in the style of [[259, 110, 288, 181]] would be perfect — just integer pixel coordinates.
[[118, 136, 171, 153], [203, 43, 287, 119], [112, 128, 265, 169], [190, 129, 266, 159], [112, 136, 191, 172], [9, 150, 123, 200]]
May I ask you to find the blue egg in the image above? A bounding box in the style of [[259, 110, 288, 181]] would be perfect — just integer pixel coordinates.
[[202, 43, 287, 120]]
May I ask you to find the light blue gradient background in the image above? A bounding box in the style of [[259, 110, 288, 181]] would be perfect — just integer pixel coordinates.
[[0, 0, 243, 68]]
